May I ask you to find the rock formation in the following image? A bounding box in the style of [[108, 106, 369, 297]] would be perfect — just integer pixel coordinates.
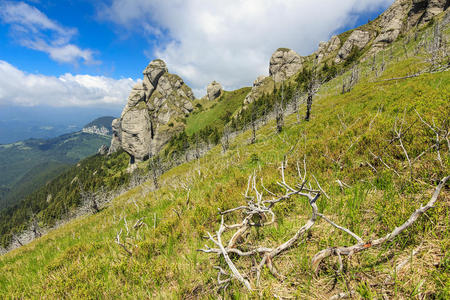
[[97, 144, 109, 155], [206, 81, 223, 100], [110, 59, 195, 164], [371, 0, 449, 52], [108, 118, 122, 155], [243, 75, 273, 105], [317, 0, 450, 62], [335, 30, 371, 63], [408, 0, 449, 27], [269, 48, 304, 82], [315, 35, 341, 63]]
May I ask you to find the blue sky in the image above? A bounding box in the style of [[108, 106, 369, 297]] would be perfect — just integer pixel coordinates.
[[0, 0, 151, 78], [0, 0, 394, 112]]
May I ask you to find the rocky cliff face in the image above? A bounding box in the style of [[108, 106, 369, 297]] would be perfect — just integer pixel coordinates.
[[335, 30, 372, 63], [314, 0, 449, 63], [110, 59, 195, 164]]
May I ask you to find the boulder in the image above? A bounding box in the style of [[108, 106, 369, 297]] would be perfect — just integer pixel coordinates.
[[269, 48, 304, 82], [335, 30, 371, 63], [371, 0, 409, 51], [146, 73, 195, 155], [206, 81, 223, 100]]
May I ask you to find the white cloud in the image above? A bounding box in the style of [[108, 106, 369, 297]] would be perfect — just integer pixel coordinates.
[[102, 0, 393, 96], [0, 1, 97, 65], [0, 60, 137, 107]]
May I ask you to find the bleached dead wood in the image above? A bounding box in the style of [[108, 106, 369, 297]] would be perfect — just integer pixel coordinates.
[[115, 217, 147, 256], [415, 109, 449, 166], [199, 159, 327, 289], [335, 179, 351, 191], [311, 176, 449, 273]]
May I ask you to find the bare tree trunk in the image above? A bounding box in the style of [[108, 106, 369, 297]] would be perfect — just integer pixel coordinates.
[[150, 156, 160, 189], [276, 82, 284, 133], [12, 234, 23, 247], [276, 102, 284, 133], [372, 53, 376, 71], [305, 92, 313, 121], [251, 115, 256, 144], [195, 133, 200, 159], [221, 127, 230, 153]]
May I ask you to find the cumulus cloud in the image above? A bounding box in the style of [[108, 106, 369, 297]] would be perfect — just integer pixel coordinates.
[[0, 1, 97, 65], [102, 0, 393, 96], [0, 60, 137, 107]]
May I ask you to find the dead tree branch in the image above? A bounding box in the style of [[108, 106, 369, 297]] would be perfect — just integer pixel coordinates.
[[115, 217, 147, 256], [199, 159, 326, 289], [311, 176, 449, 273]]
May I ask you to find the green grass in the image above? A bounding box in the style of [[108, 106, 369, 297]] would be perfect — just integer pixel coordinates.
[[0, 18, 449, 299], [185, 87, 251, 135]]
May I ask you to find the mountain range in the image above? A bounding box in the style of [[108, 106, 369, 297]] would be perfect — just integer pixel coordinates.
[[0, 117, 113, 210], [0, 1, 449, 298]]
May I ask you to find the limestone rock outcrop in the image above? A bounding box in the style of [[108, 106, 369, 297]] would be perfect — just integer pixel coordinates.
[[372, 0, 409, 51], [408, 0, 449, 27], [206, 81, 223, 100], [315, 35, 341, 62], [335, 30, 371, 63], [371, 0, 449, 52], [108, 118, 122, 155], [326, 0, 449, 61], [110, 59, 195, 164], [97, 144, 109, 155], [269, 48, 304, 82], [243, 75, 273, 105]]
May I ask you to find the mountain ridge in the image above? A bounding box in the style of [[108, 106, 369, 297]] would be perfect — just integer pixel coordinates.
[[0, 1, 448, 298]]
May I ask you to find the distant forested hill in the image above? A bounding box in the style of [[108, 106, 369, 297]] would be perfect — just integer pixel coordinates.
[[0, 131, 111, 210]]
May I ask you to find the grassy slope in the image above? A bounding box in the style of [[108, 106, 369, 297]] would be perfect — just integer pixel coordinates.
[[185, 87, 251, 136], [0, 25, 449, 299]]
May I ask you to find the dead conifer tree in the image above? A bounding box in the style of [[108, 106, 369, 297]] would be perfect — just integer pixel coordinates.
[[274, 82, 285, 133], [221, 126, 230, 153], [79, 183, 101, 213], [371, 53, 376, 71], [31, 213, 41, 238], [12, 233, 23, 247], [149, 156, 161, 189], [250, 107, 257, 144], [305, 63, 326, 121], [292, 89, 303, 123], [426, 21, 448, 70]]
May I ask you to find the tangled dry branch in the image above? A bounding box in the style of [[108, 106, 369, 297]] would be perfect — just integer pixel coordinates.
[[199, 158, 449, 292]]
